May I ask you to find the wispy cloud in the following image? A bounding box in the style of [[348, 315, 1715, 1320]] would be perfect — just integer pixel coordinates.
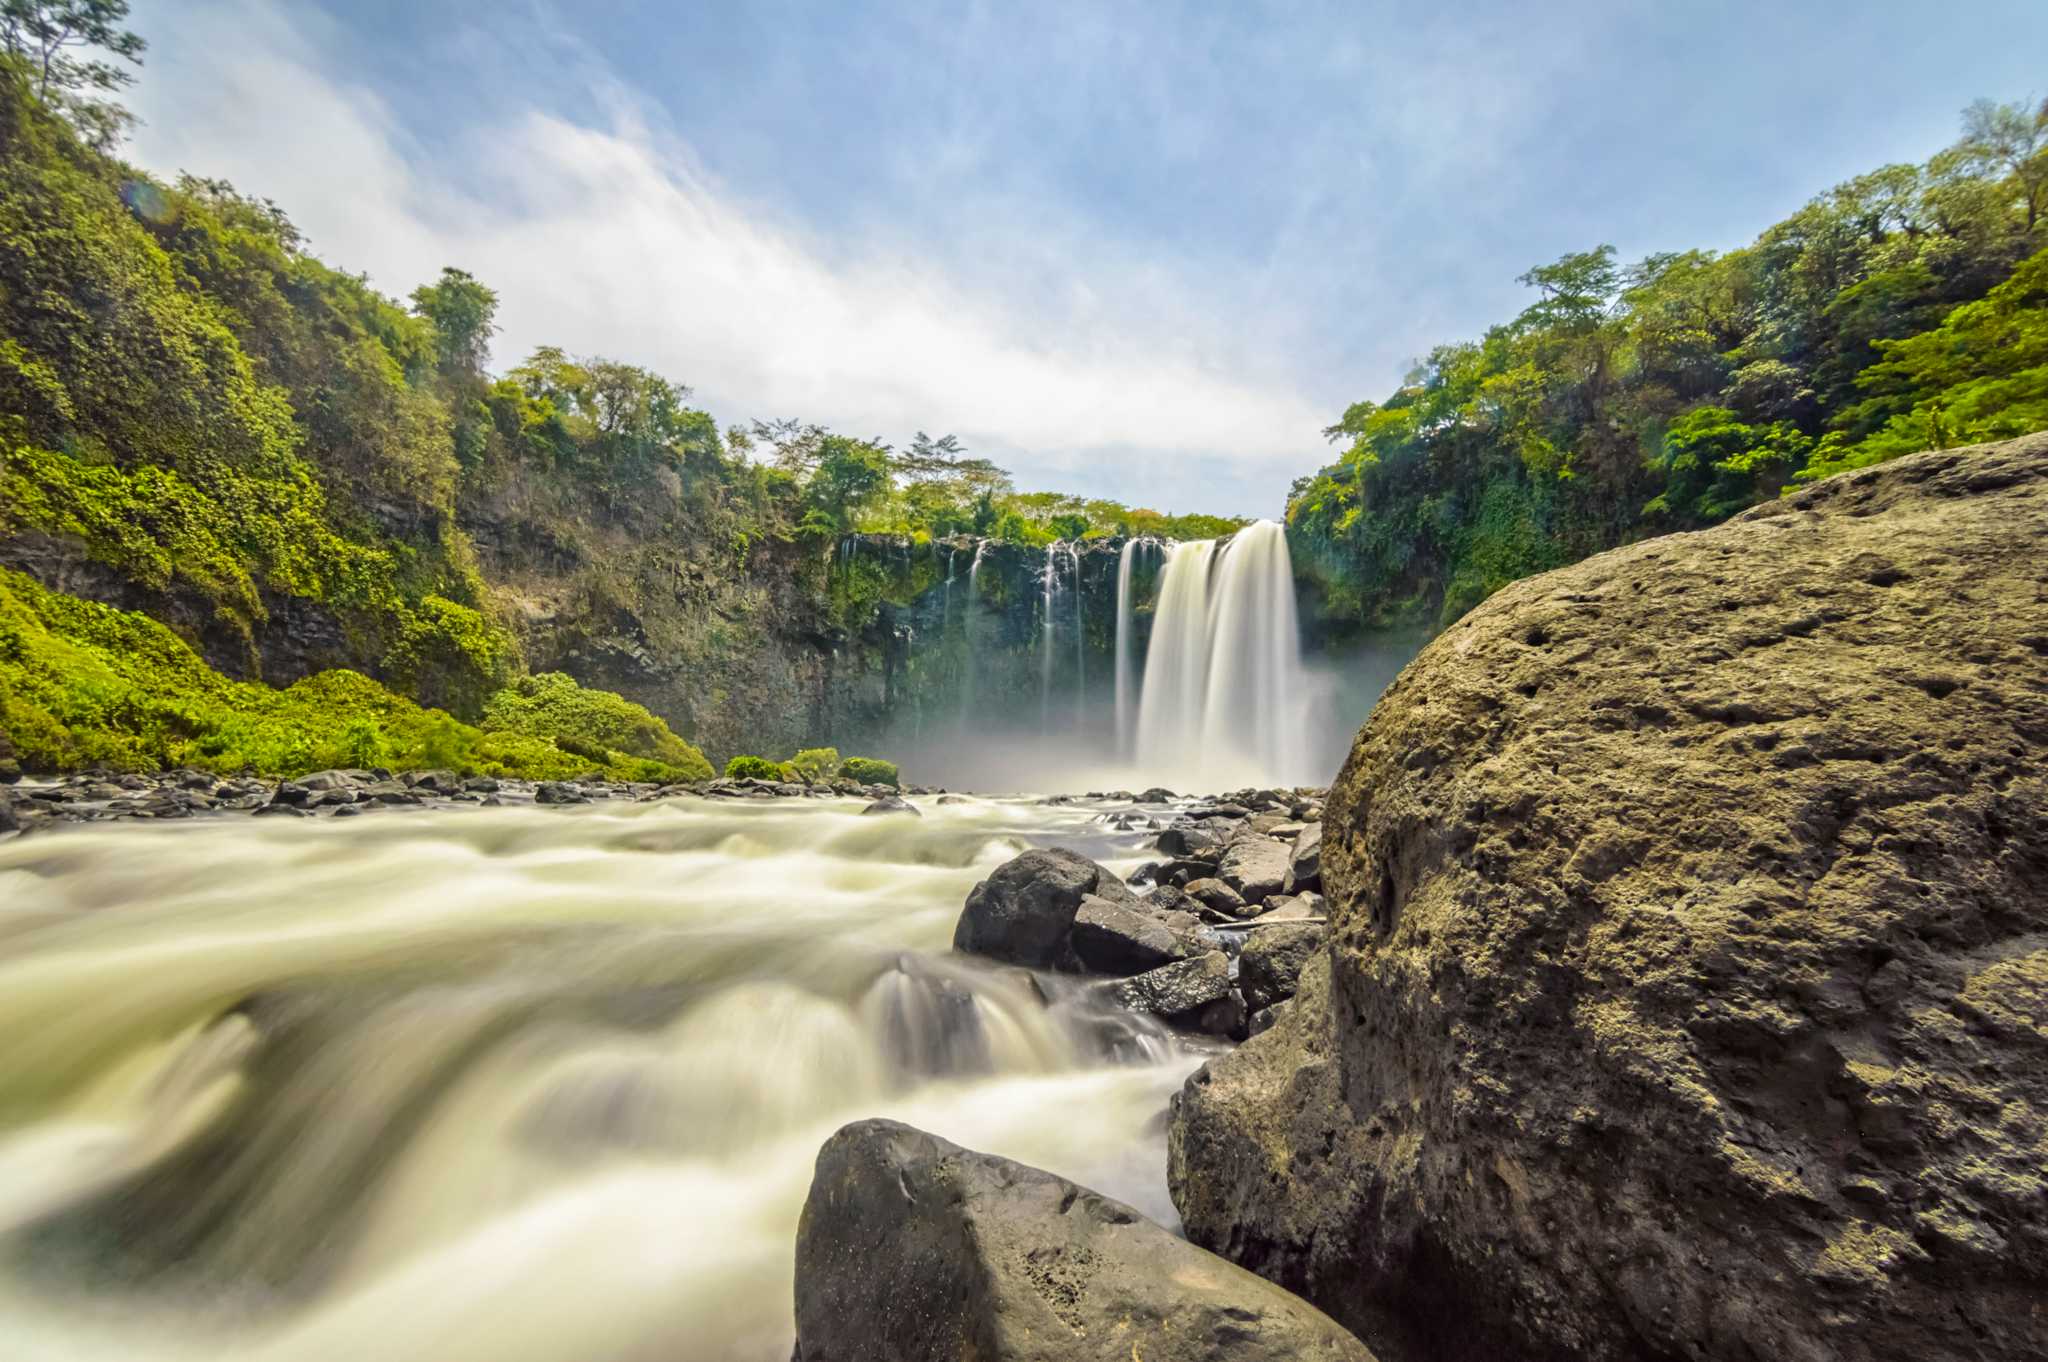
[[127, 0, 1332, 514]]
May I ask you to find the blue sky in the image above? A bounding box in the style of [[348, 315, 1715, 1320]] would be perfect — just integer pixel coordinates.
[[128, 1, 2048, 515]]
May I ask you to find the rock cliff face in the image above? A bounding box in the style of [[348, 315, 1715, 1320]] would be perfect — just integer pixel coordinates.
[[1169, 435, 2048, 1362]]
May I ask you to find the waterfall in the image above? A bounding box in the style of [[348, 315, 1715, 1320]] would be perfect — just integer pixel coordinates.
[[1036, 542, 1077, 734], [1133, 520, 1307, 786], [1071, 546, 1086, 729], [959, 539, 990, 735], [1112, 538, 1156, 761]]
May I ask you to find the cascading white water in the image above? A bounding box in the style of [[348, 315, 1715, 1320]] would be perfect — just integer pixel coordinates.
[[0, 797, 1196, 1362], [959, 539, 991, 735], [1113, 538, 1145, 760], [1133, 520, 1309, 788], [1036, 542, 1077, 734]]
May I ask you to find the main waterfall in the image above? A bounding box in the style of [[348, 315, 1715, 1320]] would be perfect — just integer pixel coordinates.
[[1130, 520, 1311, 788]]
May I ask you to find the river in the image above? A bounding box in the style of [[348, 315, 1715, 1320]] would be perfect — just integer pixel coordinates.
[[0, 793, 1207, 1360]]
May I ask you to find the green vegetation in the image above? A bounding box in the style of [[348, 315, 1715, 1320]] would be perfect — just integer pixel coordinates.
[[0, 566, 704, 780], [732, 421, 1239, 547], [838, 756, 899, 788], [788, 746, 841, 781], [1290, 97, 2048, 631], [723, 755, 784, 781], [480, 671, 712, 781]]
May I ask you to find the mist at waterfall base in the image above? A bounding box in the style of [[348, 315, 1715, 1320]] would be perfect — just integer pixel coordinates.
[[0, 797, 1204, 1361], [886, 521, 1419, 793]]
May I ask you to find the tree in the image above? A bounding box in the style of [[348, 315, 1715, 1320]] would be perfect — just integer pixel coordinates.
[[410, 267, 499, 376], [1955, 97, 2048, 232], [1514, 245, 1619, 332], [0, 0, 144, 148]]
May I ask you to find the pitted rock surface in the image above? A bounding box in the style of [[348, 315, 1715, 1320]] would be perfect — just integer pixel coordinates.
[[1170, 436, 2048, 1362]]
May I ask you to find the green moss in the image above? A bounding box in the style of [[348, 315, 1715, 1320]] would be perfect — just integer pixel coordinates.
[[838, 756, 899, 787], [724, 754, 782, 781], [480, 671, 711, 780], [0, 567, 701, 781], [788, 746, 840, 780]]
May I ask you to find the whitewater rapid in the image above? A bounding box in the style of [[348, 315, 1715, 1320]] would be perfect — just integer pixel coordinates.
[[0, 795, 1206, 1361]]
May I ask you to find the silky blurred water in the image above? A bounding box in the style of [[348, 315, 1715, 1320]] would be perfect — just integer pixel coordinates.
[[0, 793, 1204, 1361]]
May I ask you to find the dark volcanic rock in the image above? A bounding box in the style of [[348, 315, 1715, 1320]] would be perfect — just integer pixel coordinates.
[[952, 848, 1136, 970], [1109, 951, 1243, 1036], [1069, 895, 1189, 974], [1237, 921, 1327, 1012], [1168, 436, 2048, 1362], [859, 795, 920, 816], [1284, 822, 1322, 894], [794, 1118, 1374, 1362], [1217, 830, 1291, 902], [1182, 877, 1248, 917]]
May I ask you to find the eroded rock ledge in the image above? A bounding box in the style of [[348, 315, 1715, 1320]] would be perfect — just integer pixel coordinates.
[[1169, 435, 2048, 1362]]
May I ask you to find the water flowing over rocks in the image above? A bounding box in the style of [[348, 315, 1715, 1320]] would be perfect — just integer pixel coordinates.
[[1168, 437, 2048, 1362], [792, 1119, 1377, 1362]]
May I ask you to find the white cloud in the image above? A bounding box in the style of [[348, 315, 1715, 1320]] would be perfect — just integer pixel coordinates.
[[125, 0, 1331, 514]]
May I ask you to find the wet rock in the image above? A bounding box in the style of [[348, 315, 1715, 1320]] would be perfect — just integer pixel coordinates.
[[1247, 1001, 1288, 1037], [952, 848, 1137, 970], [1155, 817, 1234, 858], [0, 796, 16, 834], [1169, 436, 2048, 1362], [793, 1118, 1375, 1362], [1237, 921, 1326, 1012], [463, 775, 501, 794], [1217, 830, 1290, 902], [1182, 877, 1248, 918], [935, 794, 973, 805], [1108, 952, 1243, 1036], [1137, 785, 1176, 802], [1283, 822, 1322, 894], [297, 770, 360, 793], [535, 781, 589, 805], [404, 768, 463, 794], [268, 781, 312, 807], [252, 802, 308, 817], [1069, 895, 1191, 975], [860, 795, 920, 816], [1249, 893, 1322, 923]]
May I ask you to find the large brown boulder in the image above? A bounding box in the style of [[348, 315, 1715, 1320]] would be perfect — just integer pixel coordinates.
[[793, 1119, 1377, 1362], [1169, 436, 2048, 1362]]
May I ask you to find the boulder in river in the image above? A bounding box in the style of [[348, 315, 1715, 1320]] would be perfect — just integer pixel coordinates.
[[793, 1118, 1375, 1362], [1182, 877, 1249, 918], [1068, 894, 1192, 974], [1168, 436, 2048, 1362], [1108, 951, 1243, 1037], [1283, 822, 1322, 894], [1236, 920, 1326, 1012], [952, 848, 1137, 970], [1217, 830, 1290, 902], [859, 795, 920, 816], [0, 795, 16, 835]]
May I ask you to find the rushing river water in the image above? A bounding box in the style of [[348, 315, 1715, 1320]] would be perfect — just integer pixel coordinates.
[[0, 794, 1207, 1361]]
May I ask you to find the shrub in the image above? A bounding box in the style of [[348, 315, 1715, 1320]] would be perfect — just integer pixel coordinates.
[[725, 754, 782, 781], [481, 671, 711, 780], [838, 756, 899, 788], [788, 746, 840, 781]]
